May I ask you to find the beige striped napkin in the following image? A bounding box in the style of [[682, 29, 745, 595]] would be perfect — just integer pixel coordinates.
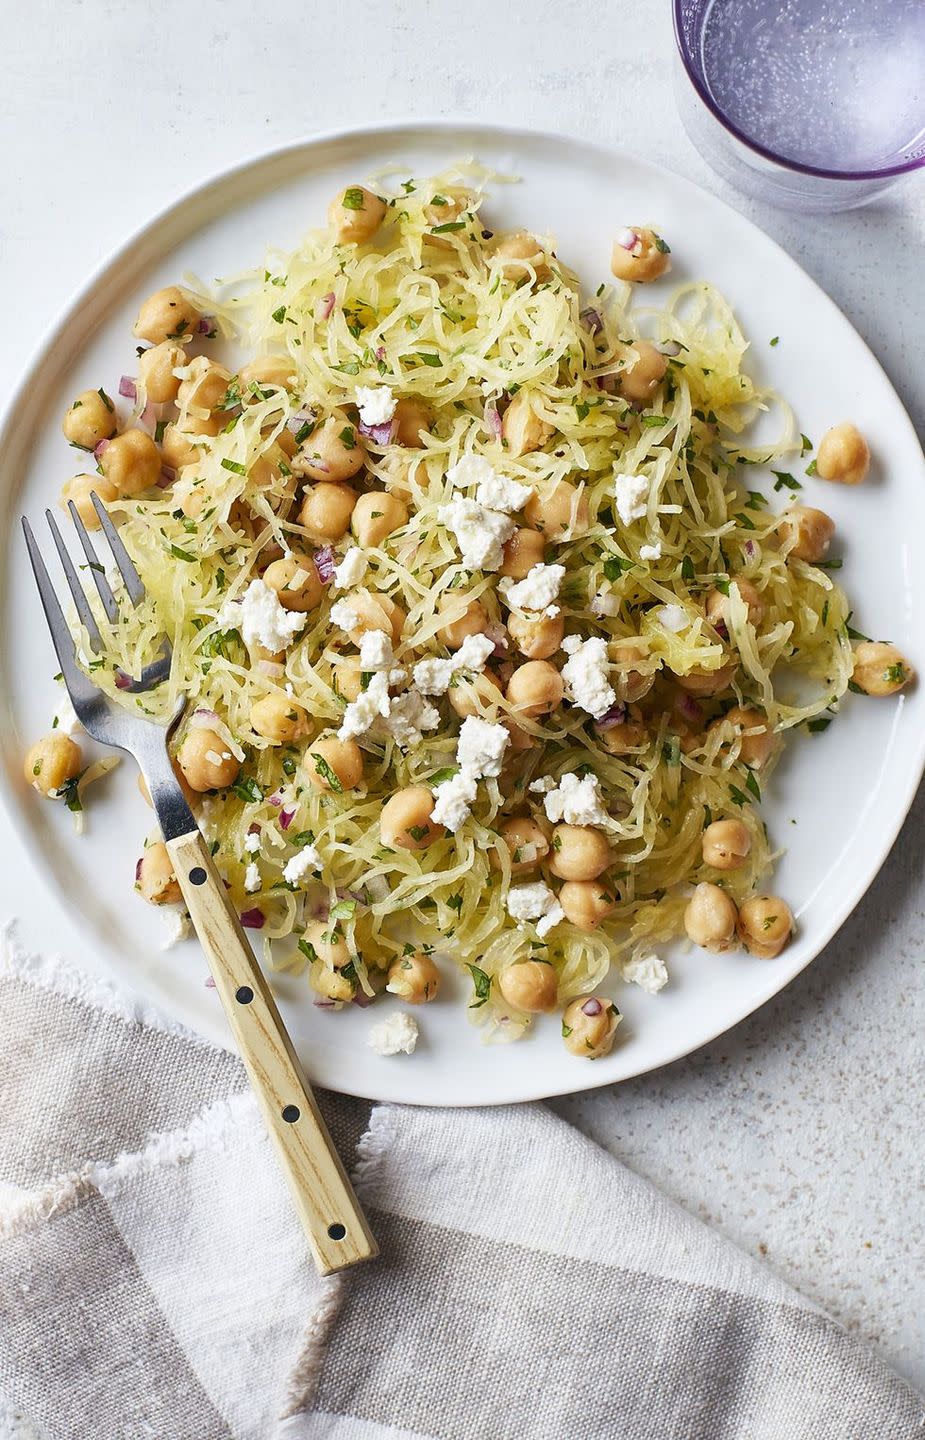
[[0, 929, 921, 1440]]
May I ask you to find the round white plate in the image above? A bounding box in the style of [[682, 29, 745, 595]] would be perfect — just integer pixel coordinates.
[[1, 122, 922, 1106]]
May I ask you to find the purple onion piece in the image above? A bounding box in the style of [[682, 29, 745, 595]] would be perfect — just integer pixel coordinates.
[[656, 340, 683, 357], [714, 621, 729, 641], [192, 706, 219, 722], [318, 292, 336, 320], [615, 227, 639, 251], [197, 316, 215, 335], [157, 466, 176, 488], [581, 997, 603, 1017], [114, 668, 132, 691], [358, 418, 394, 446], [375, 345, 386, 362], [595, 702, 627, 731], [352, 988, 374, 1009], [744, 540, 757, 560], [580, 307, 604, 335], [483, 400, 502, 436], [205, 975, 216, 989], [134, 857, 143, 883], [140, 401, 157, 428], [313, 546, 336, 584], [240, 908, 265, 930], [93, 438, 110, 461], [313, 996, 337, 1009], [119, 375, 137, 401], [677, 692, 703, 725], [279, 807, 295, 831], [267, 790, 284, 808], [247, 821, 261, 835]]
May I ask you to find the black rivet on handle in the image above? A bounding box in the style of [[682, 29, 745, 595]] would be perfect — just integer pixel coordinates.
[[189, 867, 207, 885], [235, 985, 254, 1005], [327, 1223, 347, 1241], [282, 1104, 300, 1123]]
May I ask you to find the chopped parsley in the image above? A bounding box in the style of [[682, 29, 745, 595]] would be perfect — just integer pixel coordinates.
[[466, 963, 492, 1009], [311, 753, 343, 792], [342, 187, 366, 210]]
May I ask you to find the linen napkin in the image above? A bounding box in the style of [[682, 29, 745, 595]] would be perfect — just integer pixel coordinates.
[[0, 929, 921, 1440]]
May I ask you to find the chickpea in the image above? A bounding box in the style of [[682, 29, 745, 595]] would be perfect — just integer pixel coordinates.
[[852, 641, 915, 696], [298, 483, 358, 543], [547, 825, 612, 882], [524, 480, 589, 539], [133, 286, 201, 345], [562, 995, 621, 1058], [309, 957, 356, 1003], [328, 185, 387, 244], [676, 659, 738, 698], [303, 917, 351, 972], [62, 389, 117, 450], [502, 717, 534, 752], [436, 596, 490, 650], [137, 342, 187, 404], [612, 642, 655, 704], [391, 397, 431, 447], [448, 668, 502, 719], [684, 882, 738, 953], [423, 187, 471, 227], [176, 728, 241, 792], [161, 424, 202, 472], [816, 422, 870, 486], [263, 553, 324, 612], [387, 951, 440, 1003], [99, 429, 162, 498], [558, 879, 617, 931], [596, 716, 648, 755], [507, 611, 564, 661], [333, 656, 363, 703], [738, 895, 794, 959], [342, 590, 405, 646], [501, 392, 553, 458], [380, 786, 444, 849], [305, 736, 364, 792], [137, 764, 198, 811], [778, 506, 835, 564], [24, 733, 82, 797], [705, 579, 765, 631], [176, 358, 233, 424], [506, 660, 564, 717], [702, 818, 751, 871], [492, 231, 550, 281], [60, 474, 119, 530], [610, 227, 671, 283], [250, 695, 309, 745], [501, 527, 546, 579], [238, 356, 299, 392], [712, 705, 776, 769], [351, 490, 408, 548], [620, 341, 668, 404], [495, 816, 550, 874], [498, 959, 558, 1013], [294, 415, 366, 484], [250, 440, 298, 504], [137, 841, 182, 905]]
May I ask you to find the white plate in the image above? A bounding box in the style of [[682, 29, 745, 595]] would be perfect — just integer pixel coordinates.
[[1, 122, 922, 1107]]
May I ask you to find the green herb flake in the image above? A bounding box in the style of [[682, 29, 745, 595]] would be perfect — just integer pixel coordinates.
[[885, 663, 906, 685], [447, 893, 463, 915], [681, 555, 695, 582], [432, 220, 466, 234], [298, 938, 318, 963], [805, 459, 818, 476], [97, 387, 114, 412], [232, 776, 264, 804], [342, 187, 365, 211], [801, 433, 813, 454], [169, 544, 197, 562], [807, 717, 832, 733], [728, 785, 749, 807], [430, 766, 459, 784], [221, 458, 247, 475], [415, 352, 442, 368], [406, 824, 430, 842], [311, 753, 343, 792], [339, 426, 356, 450], [745, 769, 761, 801], [467, 963, 492, 1009], [769, 336, 779, 347], [772, 471, 800, 491], [603, 554, 631, 581], [329, 899, 357, 922], [271, 305, 287, 324]]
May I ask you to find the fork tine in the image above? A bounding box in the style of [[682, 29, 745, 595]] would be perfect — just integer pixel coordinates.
[[21, 519, 98, 701], [67, 501, 119, 624], [90, 492, 145, 607], [44, 508, 103, 653]]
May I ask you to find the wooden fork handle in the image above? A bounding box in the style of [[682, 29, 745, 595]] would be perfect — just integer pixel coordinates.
[[166, 827, 377, 1275]]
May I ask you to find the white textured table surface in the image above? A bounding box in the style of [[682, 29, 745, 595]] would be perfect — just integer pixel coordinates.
[[1, 0, 923, 1395]]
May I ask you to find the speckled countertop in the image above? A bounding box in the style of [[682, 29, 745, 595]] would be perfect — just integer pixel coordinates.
[[1, 0, 922, 1394]]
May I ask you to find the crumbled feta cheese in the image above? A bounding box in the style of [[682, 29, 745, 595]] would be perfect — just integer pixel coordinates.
[[614, 472, 649, 526], [657, 604, 688, 633], [639, 542, 662, 562], [359, 631, 394, 670], [333, 547, 368, 589], [454, 632, 495, 672], [368, 1011, 419, 1056], [413, 633, 494, 696], [383, 689, 440, 749], [560, 635, 616, 719], [355, 385, 396, 426], [283, 845, 321, 886], [220, 579, 307, 655], [430, 768, 479, 832], [543, 772, 612, 828], [500, 563, 565, 615], [624, 952, 669, 994], [456, 716, 509, 779], [591, 592, 622, 618], [244, 862, 261, 893], [338, 672, 392, 740], [474, 470, 533, 515], [244, 833, 261, 854], [506, 881, 565, 938], [53, 691, 80, 736], [529, 775, 556, 794], [329, 599, 360, 632], [160, 910, 193, 950], [439, 497, 515, 571], [446, 454, 496, 491]]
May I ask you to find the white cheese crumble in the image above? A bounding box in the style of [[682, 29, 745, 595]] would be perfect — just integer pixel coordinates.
[[543, 772, 612, 828], [244, 832, 261, 855], [473, 470, 533, 515], [560, 635, 616, 719], [624, 952, 669, 994], [614, 472, 650, 526], [283, 845, 321, 887], [244, 862, 261, 894], [590, 592, 621, 618], [329, 599, 360, 633], [359, 631, 394, 670], [338, 672, 392, 740], [445, 454, 496, 491], [355, 385, 396, 426], [456, 716, 509, 779], [528, 775, 556, 794], [160, 910, 193, 950], [219, 578, 307, 655], [368, 1011, 419, 1056], [500, 563, 565, 615], [506, 881, 565, 938], [383, 689, 441, 749], [657, 604, 689, 633], [439, 497, 515, 571], [53, 691, 80, 736], [333, 547, 368, 589], [639, 542, 662, 562], [412, 632, 494, 696], [430, 768, 479, 832]]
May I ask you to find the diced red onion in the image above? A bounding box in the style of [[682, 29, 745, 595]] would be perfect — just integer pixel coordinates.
[[191, 707, 219, 726], [357, 418, 394, 446], [375, 346, 386, 362], [352, 988, 373, 1008], [267, 790, 284, 808], [714, 621, 729, 641], [157, 466, 175, 488], [279, 807, 295, 831], [615, 227, 639, 251], [677, 693, 703, 725], [595, 702, 627, 731], [657, 340, 683, 357], [197, 317, 214, 335], [114, 668, 132, 690], [119, 375, 137, 400], [205, 975, 216, 989], [140, 401, 157, 428], [317, 292, 336, 321], [240, 908, 265, 930], [134, 857, 143, 883], [581, 997, 603, 1016], [313, 996, 337, 1009], [744, 540, 757, 560], [485, 622, 508, 658], [483, 400, 502, 436], [580, 307, 604, 335], [595, 374, 620, 395], [306, 456, 329, 472], [288, 411, 315, 436], [313, 546, 336, 583], [247, 821, 261, 834], [93, 438, 110, 461]]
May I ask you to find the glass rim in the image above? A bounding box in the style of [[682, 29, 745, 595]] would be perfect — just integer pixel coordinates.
[[672, 0, 925, 182]]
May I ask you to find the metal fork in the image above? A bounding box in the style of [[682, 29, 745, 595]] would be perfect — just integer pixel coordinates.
[[23, 495, 377, 1275]]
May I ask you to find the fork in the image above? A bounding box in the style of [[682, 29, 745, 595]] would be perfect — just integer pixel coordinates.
[[23, 494, 377, 1276]]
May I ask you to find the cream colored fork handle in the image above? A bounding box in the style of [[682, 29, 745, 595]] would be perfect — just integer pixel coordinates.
[[166, 828, 377, 1275]]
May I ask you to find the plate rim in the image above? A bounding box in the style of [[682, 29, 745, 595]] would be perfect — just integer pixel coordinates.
[[1, 118, 923, 1106]]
